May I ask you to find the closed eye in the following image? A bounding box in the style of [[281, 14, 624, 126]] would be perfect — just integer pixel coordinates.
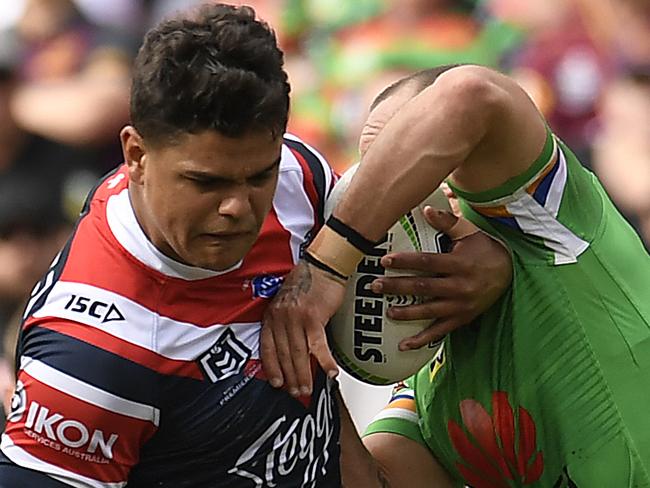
[[247, 156, 281, 186], [185, 176, 219, 186], [182, 156, 280, 188], [184, 175, 225, 189], [248, 168, 277, 186], [187, 175, 212, 184]]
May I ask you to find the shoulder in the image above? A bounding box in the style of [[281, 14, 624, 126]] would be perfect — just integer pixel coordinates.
[[281, 133, 335, 181], [278, 134, 337, 226]]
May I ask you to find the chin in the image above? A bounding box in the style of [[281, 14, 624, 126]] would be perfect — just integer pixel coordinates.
[[207, 259, 241, 272], [184, 238, 254, 271], [197, 248, 249, 271], [188, 254, 239, 272]]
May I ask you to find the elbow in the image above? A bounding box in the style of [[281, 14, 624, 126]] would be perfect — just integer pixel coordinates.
[[436, 65, 509, 120]]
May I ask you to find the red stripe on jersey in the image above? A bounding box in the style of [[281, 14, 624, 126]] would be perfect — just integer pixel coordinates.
[[60, 210, 163, 312], [27, 318, 203, 380], [59, 204, 294, 327], [5, 371, 156, 484], [156, 206, 294, 324], [244, 206, 294, 273], [330, 170, 340, 190], [290, 147, 320, 220], [90, 165, 129, 204]]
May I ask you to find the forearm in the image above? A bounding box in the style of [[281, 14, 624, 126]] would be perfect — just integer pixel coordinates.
[[338, 391, 391, 488], [10, 78, 129, 145], [334, 67, 503, 242], [338, 388, 456, 488]]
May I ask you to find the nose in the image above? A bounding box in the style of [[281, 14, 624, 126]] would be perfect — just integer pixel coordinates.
[[217, 185, 253, 219]]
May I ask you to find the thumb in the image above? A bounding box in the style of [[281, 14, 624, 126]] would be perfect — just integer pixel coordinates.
[[423, 206, 480, 241], [423, 206, 459, 233]]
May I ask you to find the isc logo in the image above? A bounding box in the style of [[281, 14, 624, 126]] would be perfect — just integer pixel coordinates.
[[64, 294, 125, 323]]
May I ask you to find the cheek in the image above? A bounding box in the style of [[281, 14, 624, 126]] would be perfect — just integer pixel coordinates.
[[169, 192, 212, 227], [147, 180, 201, 231]]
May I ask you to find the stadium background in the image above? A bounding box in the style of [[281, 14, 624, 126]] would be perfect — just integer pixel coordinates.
[[0, 0, 648, 432]]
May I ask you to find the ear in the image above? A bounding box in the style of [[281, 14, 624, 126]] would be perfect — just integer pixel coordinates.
[[120, 126, 147, 185], [358, 121, 382, 158], [357, 100, 395, 158]]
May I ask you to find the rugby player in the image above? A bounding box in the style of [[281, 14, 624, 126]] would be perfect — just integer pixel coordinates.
[[0, 6, 513, 487], [0, 4, 341, 487], [262, 64, 650, 486]]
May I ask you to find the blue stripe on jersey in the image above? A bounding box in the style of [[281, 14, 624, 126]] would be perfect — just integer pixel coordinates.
[[493, 215, 521, 230], [390, 393, 414, 402], [283, 138, 327, 226], [19, 238, 72, 323], [16, 240, 73, 376], [20, 326, 189, 408], [0, 451, 69, 487], [532, 149, 561, 207]]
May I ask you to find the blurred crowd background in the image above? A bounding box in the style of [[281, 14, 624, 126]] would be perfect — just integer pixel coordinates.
[[0, 0, 648, 425]]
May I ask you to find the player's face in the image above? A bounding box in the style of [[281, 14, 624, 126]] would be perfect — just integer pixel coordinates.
[[123, 128, 282, 271]]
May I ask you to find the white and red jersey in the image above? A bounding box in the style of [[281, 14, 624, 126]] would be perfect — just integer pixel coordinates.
[[0, 135, 341, 488]]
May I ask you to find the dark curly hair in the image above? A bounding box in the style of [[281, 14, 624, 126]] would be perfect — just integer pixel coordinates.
[[130, 3, 290, 144]]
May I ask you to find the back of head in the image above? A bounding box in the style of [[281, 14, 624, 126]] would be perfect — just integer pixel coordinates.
[[130, 3, 290, 145], [370, 64, 463, 112], [360, 64, 465, 156]]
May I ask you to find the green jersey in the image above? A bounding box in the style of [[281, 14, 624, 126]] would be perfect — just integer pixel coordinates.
[[366, 130, 650, 487]]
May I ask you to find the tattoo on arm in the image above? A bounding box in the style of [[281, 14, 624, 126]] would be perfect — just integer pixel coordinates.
[[275, 262, 313, 304], [295, 261, 312, 293]]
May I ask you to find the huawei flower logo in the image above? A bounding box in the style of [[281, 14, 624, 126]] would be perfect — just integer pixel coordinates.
[[448, 391, 543, 488]]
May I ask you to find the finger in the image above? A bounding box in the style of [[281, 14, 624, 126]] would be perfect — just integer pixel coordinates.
[[306, 324, 338, 380], [380, 251, 459, 274], [287, 320, 313, 397], [260, 325, 284, 388], [440, 182, 455, 200], [398, 316, 463, 351], [440, 184, 462, 217], [372, 275, 460, 298], [422, 206, 458, 233], [386, 300, 461, 322], [423, 206, 479, 241], [272, 322, 301, 397]]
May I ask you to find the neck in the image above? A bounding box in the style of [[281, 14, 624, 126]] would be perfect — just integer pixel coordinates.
[[127, 184, 177, 262]]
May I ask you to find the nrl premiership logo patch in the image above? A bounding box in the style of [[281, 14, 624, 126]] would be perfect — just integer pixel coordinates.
[[198, 329, 252, 383]]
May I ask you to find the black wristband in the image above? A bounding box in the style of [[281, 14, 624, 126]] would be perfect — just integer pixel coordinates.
[[303, 251, 348, 282], [326, 216, 379, 255]]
